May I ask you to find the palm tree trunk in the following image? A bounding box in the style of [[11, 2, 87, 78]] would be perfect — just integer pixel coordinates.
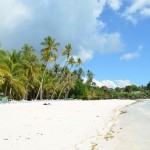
[[58, 84, 66, 99], [36, 62, 47, 100], [65, 89, 70, 99], [51, 88, 56, 100], [4, 83, 8, 96], [51, 67, 67, 100], [40, 79, 43, 100], [9, 88, 12, 99]]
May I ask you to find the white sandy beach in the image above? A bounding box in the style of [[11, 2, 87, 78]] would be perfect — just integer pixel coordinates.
[[0, 100, 135, 150]]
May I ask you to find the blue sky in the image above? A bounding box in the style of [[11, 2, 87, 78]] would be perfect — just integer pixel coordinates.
[[0, 0, 150, 88]]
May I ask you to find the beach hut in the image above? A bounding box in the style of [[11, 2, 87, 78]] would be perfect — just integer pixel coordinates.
[[0, 93, 8, 104]]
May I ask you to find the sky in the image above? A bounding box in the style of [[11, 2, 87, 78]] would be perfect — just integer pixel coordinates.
[[0, 0, 150, 88]]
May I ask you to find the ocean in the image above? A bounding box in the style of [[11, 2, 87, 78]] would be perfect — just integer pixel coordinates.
[[100, 100, 150, 150]]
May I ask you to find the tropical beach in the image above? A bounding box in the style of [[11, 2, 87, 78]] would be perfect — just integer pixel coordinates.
[[1, 0, 150, 150], [0, 100, 135, 150]]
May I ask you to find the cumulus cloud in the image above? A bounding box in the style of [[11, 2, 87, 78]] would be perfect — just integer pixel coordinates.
[[0, 0, 124, 61], [123, 0, 150, 24], [93, 32, 123, 53], [107, 0, 122, 11], [120, 45, 143, 61], [0, 0, 31, 31], [93, 79, 132, 89], [73, 47, 93, 62], [120, 52, 140, 61]]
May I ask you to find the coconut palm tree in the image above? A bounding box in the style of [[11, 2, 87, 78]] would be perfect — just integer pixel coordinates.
[[86, 70, 94, 87], [58, 56, 76, 99], [62, 43, 72, 61], [50, 43, 72, 100], [64, 72, 77, 99], [36, 36, 60, 100], [21, 44, 40, 100], [76, 58, 82, 67], [42, 70, 57, 99], [0, 50, 27, 99]]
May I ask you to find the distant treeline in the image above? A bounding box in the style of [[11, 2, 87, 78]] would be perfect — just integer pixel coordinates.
[[0, 36, 150, 100]]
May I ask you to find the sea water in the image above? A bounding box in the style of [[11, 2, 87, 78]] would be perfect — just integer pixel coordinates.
[[101, 100, 150, 150], [104, 100, 150, 150]]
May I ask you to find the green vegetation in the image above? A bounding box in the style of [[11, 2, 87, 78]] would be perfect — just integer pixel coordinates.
[[0, 36, 150, 100]]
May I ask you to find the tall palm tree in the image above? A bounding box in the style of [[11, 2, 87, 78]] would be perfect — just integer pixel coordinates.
[[67, 56, 76, 69], [52, 63, 60, 75], [58, 56, 76, 99], [0, 50, 27, 99], [74, 57, 83, 79], [76, 67, 85, 79], [42, 70, 57, 99], [64, 72, 77, 99], [50, 43, 72, 100], [62, 43, 72, 61], [21, 44, 40, 100], [36, 36, 60, 100], [76, 58, 82, 67], [86, 70, 94, 87]]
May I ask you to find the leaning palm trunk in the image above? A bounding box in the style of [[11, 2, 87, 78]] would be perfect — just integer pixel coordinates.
[[51, 67, 67, 100], [57, 72, 71, 99], [64, 88, 70, 99], [4, 83, 8, 96], [50, 85, 57, 100], [23, 83, 29, 100], [36, 74, 44, 100], [57, 83, 66, 99], [36, 63, 47, 100]]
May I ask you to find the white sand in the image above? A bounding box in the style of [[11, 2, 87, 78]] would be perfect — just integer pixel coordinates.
[[0, 100, 135, 150]]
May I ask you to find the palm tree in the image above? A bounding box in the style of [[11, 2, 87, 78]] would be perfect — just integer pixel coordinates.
[[67, 56, 76, 69], [50, 43, 72, 100], [58, 56, 76, 99], [42, 70, 57, 99], [52, 63, 60, 75], [76, 67, 85, 79], [75, 57, 83, 79], [86, 70, 94, 87], [36, 36, 60, 100], [76, 58, 82, 67], [64, 72, 77, 99], [0, 50, 27, 99], [21, 44, 40, 100], [62, 43, 72, 61]]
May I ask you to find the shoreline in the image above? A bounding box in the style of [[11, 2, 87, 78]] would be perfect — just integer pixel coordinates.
[[0, 99, 136, 150], [98, 99, 150, 150], [89, 100, 136, 150], [104, 100, 137, 140]]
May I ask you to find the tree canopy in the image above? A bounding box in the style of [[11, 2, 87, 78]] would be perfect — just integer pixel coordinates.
[[0, 36, 150, 100]]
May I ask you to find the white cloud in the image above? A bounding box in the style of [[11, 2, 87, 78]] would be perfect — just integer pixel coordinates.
[[95, 32, 123, 53], [0, 0, 124, 57], [0, 0, 31, 32], [123, 0, 150, 24], [93, 79, 132, 89], [107, 0, 122, 11], [114, 80, 132, 88], [73, 46, 93, 62], [140, 7, 150, 16], [93, 79, 104, 87], [120, 45, 143, 61], [120, 52, 140, 61]]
